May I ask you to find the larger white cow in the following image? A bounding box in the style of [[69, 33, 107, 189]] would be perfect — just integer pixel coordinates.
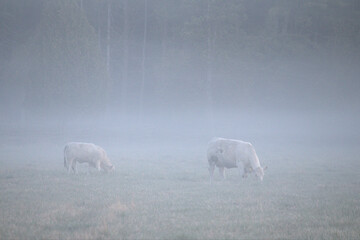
[[207, 138, 266, 182], [64, 142, 114, 174]]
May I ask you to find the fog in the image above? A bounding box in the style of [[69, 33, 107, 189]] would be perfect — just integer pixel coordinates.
[[0, 0, 360, 239]]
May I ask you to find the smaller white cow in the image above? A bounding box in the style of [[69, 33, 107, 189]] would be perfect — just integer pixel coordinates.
[[207, 138, 266, 182], [64, 142, 114, 174]]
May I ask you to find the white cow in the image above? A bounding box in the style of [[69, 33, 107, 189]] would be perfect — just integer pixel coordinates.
[[207, 138, 266, 182], [64, 142, 114, 174]]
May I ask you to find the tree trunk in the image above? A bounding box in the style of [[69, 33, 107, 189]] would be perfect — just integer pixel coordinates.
[[106, 0, 111, 74], [206, 0, 214, 127], [139, 0, 148, 119], [105, 0, 112, 116], [121, 0, 129, 115]]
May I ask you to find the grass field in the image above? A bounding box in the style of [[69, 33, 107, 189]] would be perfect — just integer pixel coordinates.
[[0, 125, 360, 239]]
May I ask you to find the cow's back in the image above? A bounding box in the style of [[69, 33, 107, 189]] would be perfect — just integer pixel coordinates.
[[65, 142, 101, 163], [208, 138, 257, 168]]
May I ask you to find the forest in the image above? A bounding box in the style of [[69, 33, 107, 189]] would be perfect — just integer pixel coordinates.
[[1, 0, 359, 122]]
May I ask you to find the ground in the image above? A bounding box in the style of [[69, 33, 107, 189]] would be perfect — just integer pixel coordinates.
[[0, 124, 359, 239]]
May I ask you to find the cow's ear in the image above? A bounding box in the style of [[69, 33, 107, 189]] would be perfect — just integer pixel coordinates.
[[263, 166, 268, 171]]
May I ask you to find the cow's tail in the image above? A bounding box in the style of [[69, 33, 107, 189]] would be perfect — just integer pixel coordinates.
[[63, 144, 68, 169]]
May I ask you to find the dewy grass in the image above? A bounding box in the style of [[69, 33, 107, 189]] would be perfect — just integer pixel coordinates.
[[0, 141, 360, 240]]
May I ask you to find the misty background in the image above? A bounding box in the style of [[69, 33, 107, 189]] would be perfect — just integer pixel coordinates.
[[1, 1, 360, 238], [0, 0, 359, 154]]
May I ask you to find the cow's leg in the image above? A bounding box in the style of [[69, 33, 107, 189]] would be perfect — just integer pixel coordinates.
[[208, 164, 215, 184], [67, 159, 73, 174], [238, 167, 244, 178], [95, 160, 101, 172], [87, 163, 92, 174], [219, 167, 225, 180], [243, 167, 248, 178], [71, 161, 77, 174]]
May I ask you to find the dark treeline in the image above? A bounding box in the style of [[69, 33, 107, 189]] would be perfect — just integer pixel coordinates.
[[0, 0, 359, 122]]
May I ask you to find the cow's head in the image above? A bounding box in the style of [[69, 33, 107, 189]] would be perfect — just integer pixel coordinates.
[[254, 166, 267, 181], [101, 162, 115, 172], [107, 164, 115, 172]]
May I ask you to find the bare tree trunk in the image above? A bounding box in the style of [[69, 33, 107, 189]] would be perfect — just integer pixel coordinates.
[[105, 0, 112, 116], [139, 0, 148, 119], [97, 3, 101, 49], [106, 1, 111, 74], [121, 0, 129, 115], [206, 0, 214, 127], [160, 5, 168, 94]]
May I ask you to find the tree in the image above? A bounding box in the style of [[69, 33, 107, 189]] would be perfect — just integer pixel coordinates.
[[206, 0, 214, 124], [139, 0, 148, 118], [106, 0, 111, 74], [121, 0, 129, 114], [14, 0, 109, 117]]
